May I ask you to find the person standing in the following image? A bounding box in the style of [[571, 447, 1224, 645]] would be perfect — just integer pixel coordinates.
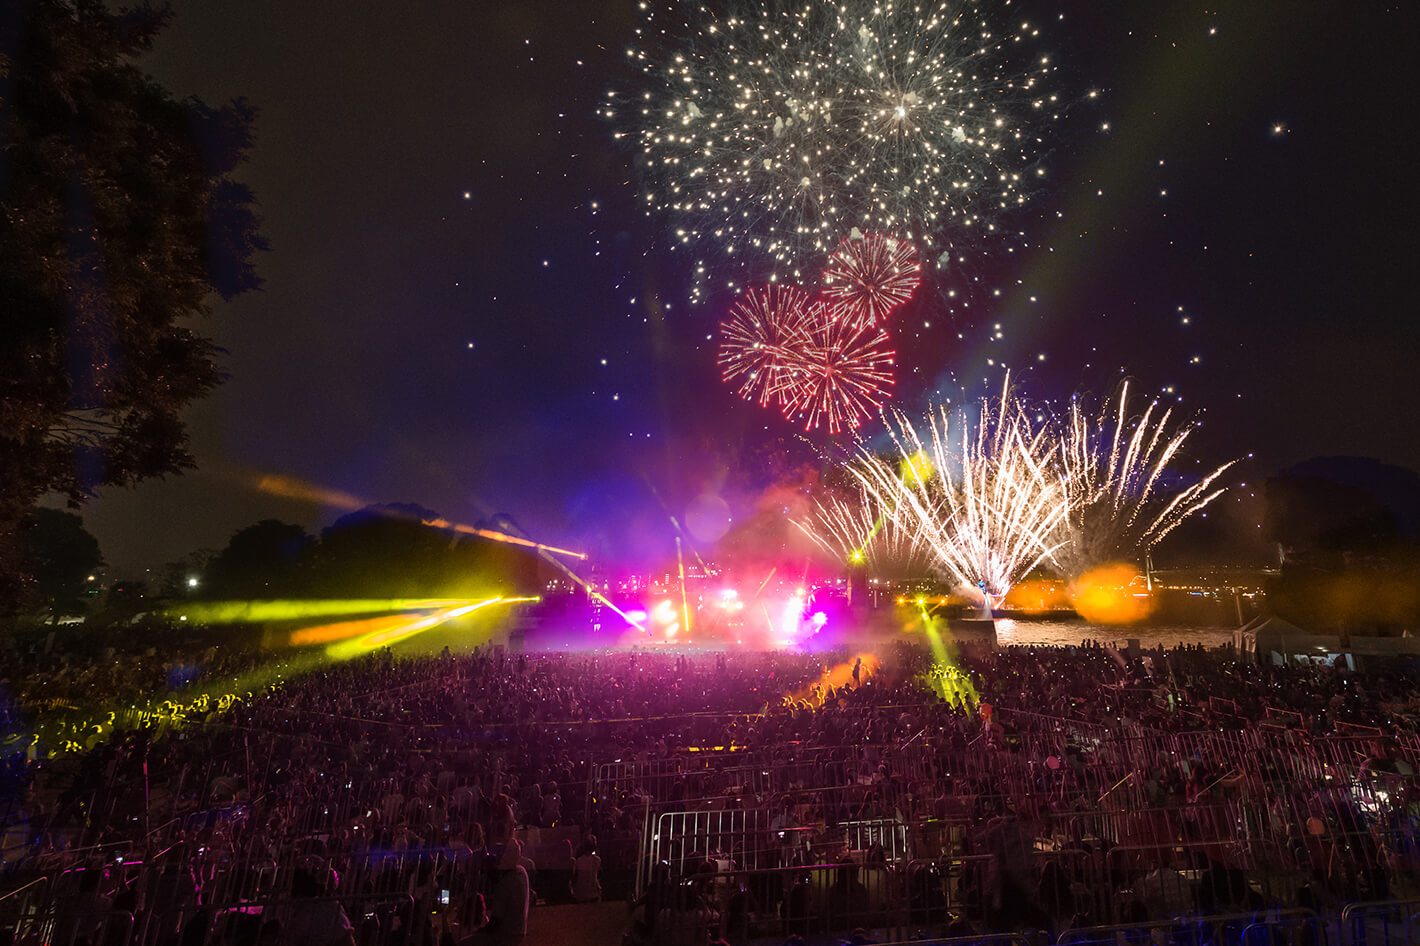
[[540, 781, 562, 828], [572, 836, 603, 902], [489, 793, 516, 845], [475, 842, 530, 945]]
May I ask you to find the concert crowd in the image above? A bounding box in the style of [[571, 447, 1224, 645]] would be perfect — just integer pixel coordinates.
[[1, 629, 1417, 946]]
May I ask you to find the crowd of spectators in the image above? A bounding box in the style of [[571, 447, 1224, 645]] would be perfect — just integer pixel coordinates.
[[1, 628, 1417, 946]]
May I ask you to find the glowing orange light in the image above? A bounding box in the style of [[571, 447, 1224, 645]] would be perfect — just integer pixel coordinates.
[[289, 613, 411, 646], [785, 652, 880, 704], [1070, 563, 1157, 624], [1001, 578, 1068, 614], [256, 473, 367, 510]]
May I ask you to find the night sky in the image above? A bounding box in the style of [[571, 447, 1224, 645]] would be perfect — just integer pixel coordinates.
[[79, 0, 1420, 575]]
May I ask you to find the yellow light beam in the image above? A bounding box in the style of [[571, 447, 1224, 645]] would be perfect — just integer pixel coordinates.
[[761, 602, 777, 638], [174, 599, 473, 624], [917, 601, 979, 709], [326, 596, 539, 660], [256, 473, 585, 558], [676, 536, 693, 638]]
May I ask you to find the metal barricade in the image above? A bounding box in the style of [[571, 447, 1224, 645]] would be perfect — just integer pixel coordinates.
[[640, 860, 905, 945], [871, 934, 1040, 946], [3, 909, 134, 946], [901, 854, 996, 930], [837, 818, 912, 863], [1188, 909, 1322, 946], [1336, 898, 1420, 946], [1058, 908, 1319, 946], [0, 873, 51, 917], [646, 808, 772, 878], [139, 894, 415, 946]]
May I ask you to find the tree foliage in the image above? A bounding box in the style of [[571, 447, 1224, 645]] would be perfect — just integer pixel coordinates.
[[16, 507, 103, 616], [205, 519, 312, 598], [0, 0, 265, 607], [305, 504, 539, 600]]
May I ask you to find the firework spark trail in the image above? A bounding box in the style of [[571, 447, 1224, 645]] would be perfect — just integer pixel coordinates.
[[1053, 381, 1236, 579], [796, 492, 881, 563], [718, 283, 819, 407], [927, 381, 1068, 603], [778, 312, 895, 434], [804, 379, 1235, 595], [820, 231, 922, 326], [610, 0, 1062, 295], [795, 488, 929, 578], [817, 376, 1068, 604]]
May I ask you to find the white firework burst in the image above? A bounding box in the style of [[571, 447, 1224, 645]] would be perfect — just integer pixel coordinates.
[[801, 378, 1238, 601], [823, 376, 1069, 606], [1051, 381, 1236, 579], [608, 0, 1064, 297]]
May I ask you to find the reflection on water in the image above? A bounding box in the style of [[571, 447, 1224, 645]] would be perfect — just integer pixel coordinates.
[[992, 618, 1236, 650]]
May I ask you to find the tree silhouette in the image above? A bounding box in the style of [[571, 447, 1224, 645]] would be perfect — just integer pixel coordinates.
[[205, 519, 313, 599], [0, 0, 266, 608], [16, 508, 103, 617], [302, 504, 536, 600]]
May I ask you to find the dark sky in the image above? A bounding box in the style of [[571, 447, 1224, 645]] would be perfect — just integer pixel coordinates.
[[80, 0, 1420, 575]]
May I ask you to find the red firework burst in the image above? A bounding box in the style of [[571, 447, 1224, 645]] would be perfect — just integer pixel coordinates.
[[820, 233, 921, 327], [778, 312, 896, 435], [718, 283, 816, 407]]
